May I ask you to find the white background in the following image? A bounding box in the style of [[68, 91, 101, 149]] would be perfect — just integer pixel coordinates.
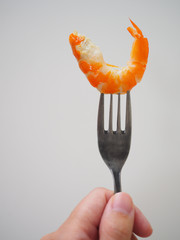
[[0, 0, 180, 239]]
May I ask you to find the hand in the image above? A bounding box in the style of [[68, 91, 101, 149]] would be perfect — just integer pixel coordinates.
[[41, 188, 152, 240]]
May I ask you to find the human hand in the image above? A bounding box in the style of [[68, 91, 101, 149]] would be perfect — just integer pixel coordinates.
[[41, 188, 152, 240]]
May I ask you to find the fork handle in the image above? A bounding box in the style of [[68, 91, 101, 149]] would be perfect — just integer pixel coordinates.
[[112, 171, 121, 193]]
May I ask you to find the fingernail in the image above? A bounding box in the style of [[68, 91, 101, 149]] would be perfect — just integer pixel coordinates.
[[112, 193, 133, 215]]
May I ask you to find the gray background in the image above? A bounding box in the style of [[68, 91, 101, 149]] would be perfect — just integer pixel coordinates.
[[0, 0, 180, 239]]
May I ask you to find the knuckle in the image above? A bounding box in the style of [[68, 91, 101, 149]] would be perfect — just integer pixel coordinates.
[[90, 187, 110, 195]]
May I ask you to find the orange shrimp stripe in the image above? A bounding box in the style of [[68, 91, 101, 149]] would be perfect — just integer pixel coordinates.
[[69, 33, 85, 60], [79, 61, 103, 74], [130, 38, 149, 65]]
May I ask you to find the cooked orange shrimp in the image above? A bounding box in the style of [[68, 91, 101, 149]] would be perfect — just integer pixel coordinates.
[[69, 19, 149, 94]]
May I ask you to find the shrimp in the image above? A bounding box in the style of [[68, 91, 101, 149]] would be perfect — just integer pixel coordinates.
[[69, 19, 149, 94]]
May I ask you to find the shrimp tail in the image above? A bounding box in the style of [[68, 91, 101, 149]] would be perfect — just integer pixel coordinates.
[[127, 18, 143, 39], [126, 19, 149, 83]]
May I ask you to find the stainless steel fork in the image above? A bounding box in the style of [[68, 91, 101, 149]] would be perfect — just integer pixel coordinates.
[[97, 91, 132, 193]]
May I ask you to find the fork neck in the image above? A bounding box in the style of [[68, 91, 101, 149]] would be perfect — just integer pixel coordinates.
[[112, 170, 121, 193]]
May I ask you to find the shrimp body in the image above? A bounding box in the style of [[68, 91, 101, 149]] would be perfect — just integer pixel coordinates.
[[69, 19, 149, 94]]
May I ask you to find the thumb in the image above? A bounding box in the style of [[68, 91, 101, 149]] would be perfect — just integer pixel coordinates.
[[100, 192, 135, 240]]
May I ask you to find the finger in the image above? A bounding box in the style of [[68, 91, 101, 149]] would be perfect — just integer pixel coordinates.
[[40, 231, 56, 240], [58, 188, 113, 239], [133, 206, 153, 237], [100, 192, 135, 240]]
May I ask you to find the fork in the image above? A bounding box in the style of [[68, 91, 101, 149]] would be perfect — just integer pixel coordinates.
[[97, 91, 132, 193]]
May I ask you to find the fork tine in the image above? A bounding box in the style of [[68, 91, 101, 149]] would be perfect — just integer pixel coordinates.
[[125, 91, 132, 134], [97, 93, 104, 134], [97, 91, 132, 193], [117, 93, 121, 133], [109, 94, 113, 132]]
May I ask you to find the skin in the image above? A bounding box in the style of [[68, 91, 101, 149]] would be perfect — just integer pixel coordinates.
[[41, 188, 153, 240]]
